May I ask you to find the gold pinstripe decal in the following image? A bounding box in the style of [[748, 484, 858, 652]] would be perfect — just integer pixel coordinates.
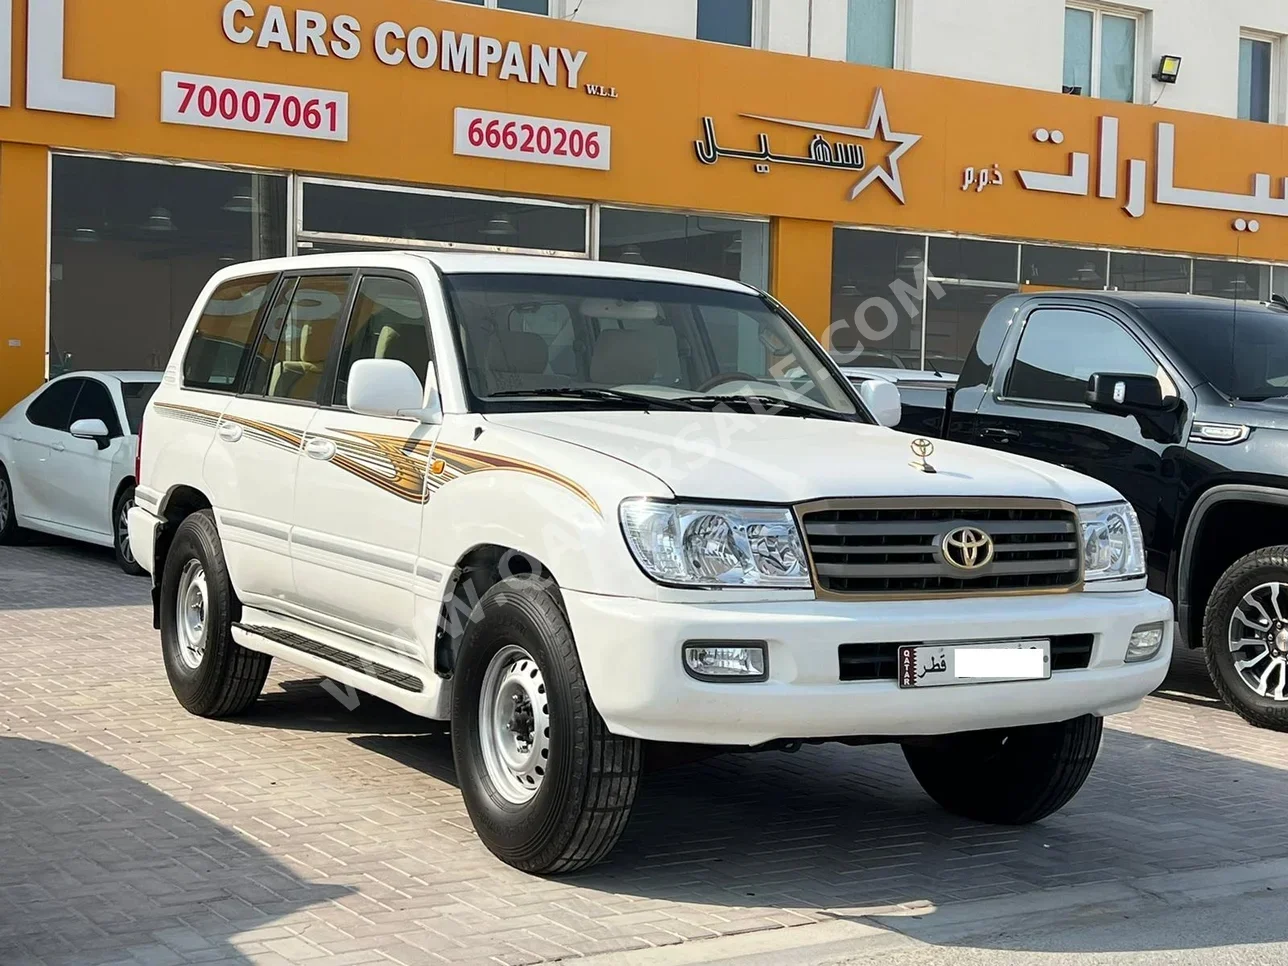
[[152, 404, 598, 513]]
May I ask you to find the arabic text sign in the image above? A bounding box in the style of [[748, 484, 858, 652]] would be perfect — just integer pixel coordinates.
[[161, 72, 349, 142], [897, 641, 1050, 689], [454, 108, 611, 171]]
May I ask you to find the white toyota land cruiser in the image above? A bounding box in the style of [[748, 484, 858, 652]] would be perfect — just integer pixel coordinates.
[[131, 252, 1172, 874]]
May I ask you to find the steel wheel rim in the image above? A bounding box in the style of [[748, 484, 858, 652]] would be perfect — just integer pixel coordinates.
[[176, 559, 209, 670], [117, 501, 135, 565], [0, 478, 10, 531], [1227, 581, 1288, 702], [478, 645, 551, 805]]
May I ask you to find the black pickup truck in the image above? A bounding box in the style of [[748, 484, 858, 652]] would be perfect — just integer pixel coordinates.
[[875, 291, 1288, 731]]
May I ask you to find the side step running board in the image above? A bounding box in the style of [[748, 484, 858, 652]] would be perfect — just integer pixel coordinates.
[[235, 623, 425, 693]]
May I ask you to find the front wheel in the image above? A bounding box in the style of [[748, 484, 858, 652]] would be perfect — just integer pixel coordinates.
[[1203, 548, 1288, 732], [452, 578, 642, 874], [114, 486, 146, 576], [0, 464, 18, 545], [903, 715, 1103, 824]]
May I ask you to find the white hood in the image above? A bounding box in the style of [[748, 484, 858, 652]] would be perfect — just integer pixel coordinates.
[[483, 411, 1122, 506]]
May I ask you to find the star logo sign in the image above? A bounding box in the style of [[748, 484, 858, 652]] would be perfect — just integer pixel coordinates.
[[741, 89, 922, 204]]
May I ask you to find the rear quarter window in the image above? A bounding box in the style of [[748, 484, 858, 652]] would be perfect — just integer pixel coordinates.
[[182, 275, 277, 392]]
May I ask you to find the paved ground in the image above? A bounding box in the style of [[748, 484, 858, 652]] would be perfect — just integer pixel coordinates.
[[2, 539, 1287, 966]]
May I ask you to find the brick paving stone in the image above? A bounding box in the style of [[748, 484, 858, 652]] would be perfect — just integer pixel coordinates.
[[3, 541, 1288, 964]]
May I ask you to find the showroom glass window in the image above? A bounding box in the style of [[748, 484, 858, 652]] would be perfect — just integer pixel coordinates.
[[697, 0, 754, 46], [1064, 6, 1137, 101], [1239, 36, 1274, 123], [599, 209, 769, 290], [1021, 245, 1107, 290], [830, 228, 927, 369], [1109, 253, 1191, 293], [846, 0, 897, 68], [50, 156, 286, 375], [1009, 309, 1164, 405], [925, 238, 1019, 374]]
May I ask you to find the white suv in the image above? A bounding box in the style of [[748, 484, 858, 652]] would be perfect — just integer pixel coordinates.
[[131, 253, 1173, 874]]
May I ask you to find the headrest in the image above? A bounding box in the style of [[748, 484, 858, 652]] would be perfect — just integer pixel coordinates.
[[299, 323, 331, 366], [590, 329, 658, 386]]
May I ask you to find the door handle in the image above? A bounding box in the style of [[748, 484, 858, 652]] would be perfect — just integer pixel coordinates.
[[52, 442, 66, 452], [217, 422, 244, 443], [980, 427, 1021, 443], [305, 437, 337, 462]]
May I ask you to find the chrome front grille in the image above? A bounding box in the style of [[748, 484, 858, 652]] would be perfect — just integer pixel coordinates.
[[798, 499, 1082, 599]]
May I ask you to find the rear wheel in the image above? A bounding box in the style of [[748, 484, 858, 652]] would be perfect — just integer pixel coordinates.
[[903, 715, 1103, 824], [114, 486, 145, 576], [452, 578, 642, 874], [160, 510, 271, 717], [0, 464, 17, 545], [1203, 548, 1288, 732]]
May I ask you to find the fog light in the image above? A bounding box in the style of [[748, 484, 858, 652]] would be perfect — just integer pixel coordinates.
[[1126, 623, 1165, 663], [683, 642, 767, 682]]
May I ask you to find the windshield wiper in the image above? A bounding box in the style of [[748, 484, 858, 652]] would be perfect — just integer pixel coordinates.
[[488, 387, 703, 411], [676, 394, 855, 422], [1236, 392, 1288, 402]]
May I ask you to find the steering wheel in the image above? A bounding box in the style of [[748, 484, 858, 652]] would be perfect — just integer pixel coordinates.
[[697, 371, 761, 393]]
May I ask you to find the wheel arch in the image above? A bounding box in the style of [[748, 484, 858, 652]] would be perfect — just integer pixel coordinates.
[[149, 484, 216, 629], [1178, 485, 1288, 648]]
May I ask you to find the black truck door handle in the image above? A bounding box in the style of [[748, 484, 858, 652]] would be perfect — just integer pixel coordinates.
[[980, 427, 1021, 443]]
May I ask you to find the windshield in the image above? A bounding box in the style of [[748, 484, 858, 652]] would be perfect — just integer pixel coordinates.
[[121, 382, 158, 434], [441, 274, 858, 416], [1140, 304, 1288, 400]]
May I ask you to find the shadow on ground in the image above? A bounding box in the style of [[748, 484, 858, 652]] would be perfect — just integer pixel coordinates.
[[0, 737, 352, 965]]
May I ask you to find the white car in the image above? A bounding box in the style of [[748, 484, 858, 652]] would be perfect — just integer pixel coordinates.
[[129, 253, 1172, 874], [0, 371, 161, 573]]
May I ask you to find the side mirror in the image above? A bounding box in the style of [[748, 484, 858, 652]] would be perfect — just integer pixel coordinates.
[[1085, 373, 1174, 415], [858, 378, 903, 428], [347, 359, 442, 424], [70, 418, 111, 448]]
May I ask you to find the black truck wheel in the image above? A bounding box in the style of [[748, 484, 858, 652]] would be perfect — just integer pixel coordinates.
[[160, 511, 271, 717], [1203, 547, 1288, 732], [452, 578, 642, 874], [903, 715, 1103, 824]]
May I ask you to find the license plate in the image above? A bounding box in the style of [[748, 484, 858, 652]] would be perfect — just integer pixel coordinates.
[[898, 640, 1051, 689]]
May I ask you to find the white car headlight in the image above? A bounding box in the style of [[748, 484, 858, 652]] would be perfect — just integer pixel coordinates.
[[1078, 502, 1145, 582], [620, 499, 811, 589]]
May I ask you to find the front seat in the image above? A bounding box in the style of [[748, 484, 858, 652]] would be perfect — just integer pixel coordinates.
[[590, 330, 659, 387], [269, 322, 332, 399], [485, 331, 552, 393]]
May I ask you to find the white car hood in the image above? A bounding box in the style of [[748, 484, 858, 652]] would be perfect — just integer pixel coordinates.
[[482, 411, 1122, 506]]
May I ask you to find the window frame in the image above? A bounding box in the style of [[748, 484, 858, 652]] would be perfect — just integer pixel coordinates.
[[1239, 31, 1279, 124], [1064, 3, 1143, 103], [181, 272, 282, 397], [695, 0, 764, 49], [998, 303, 1177, 410], [325, 270, 438, 412], [69, 377, 125, 439], [25, 377, 88, 434], [239, 269, 358, 408], [448, 0, 556, 14]]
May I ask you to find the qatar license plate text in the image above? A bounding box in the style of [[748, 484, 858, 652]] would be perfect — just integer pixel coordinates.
[[898, 640, 1051, 689]]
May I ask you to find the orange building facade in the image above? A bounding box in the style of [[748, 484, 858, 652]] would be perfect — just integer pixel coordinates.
[[4, 0, 1288, 411]]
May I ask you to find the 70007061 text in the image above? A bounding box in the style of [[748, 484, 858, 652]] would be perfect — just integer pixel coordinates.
[[161, 72, 350, 142]]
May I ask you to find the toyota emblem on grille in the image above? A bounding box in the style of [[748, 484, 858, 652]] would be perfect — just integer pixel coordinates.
[[941, 526, 995, 571]]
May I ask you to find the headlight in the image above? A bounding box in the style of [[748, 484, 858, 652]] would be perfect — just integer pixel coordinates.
[[1078, 502, 1145, 582], [620, 499, 811, 588]]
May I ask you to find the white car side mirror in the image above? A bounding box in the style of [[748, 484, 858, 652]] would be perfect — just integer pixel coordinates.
[[347, 359, 442, 424], [859, 379, 903, 429], [70, 418, 110, 440]]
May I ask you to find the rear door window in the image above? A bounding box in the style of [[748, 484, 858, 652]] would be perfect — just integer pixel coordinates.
[[245, 274, 352, 403], [121, 383, 159, 434], [183, 274, 277, 392], [26, 378, 84, 432]]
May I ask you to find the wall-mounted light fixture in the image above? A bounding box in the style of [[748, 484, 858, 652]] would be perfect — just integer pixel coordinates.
[[1154, 55, 1183, 84]]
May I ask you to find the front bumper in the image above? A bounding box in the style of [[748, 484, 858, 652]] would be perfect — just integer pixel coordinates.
[[565, 589, 1173, 745], [127, 505, 164, 577]]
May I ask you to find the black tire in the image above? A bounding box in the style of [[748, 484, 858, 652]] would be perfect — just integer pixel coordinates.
[[903, 715, 1103, 824], [160, 510, 271, 718], [452, 577, 642, 874], [1202, 547, 1288, 732], [113, 486, 146, 576], [0, 463, 18, 545]]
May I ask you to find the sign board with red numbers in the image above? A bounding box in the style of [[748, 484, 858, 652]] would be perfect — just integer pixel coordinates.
[[161, 72, 349, 142], [453, 108, 611, 171]]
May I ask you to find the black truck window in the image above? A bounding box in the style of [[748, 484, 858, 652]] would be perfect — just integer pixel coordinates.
[[1140, 303, 1288, 401], [1008, 308, 1162, 405]]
